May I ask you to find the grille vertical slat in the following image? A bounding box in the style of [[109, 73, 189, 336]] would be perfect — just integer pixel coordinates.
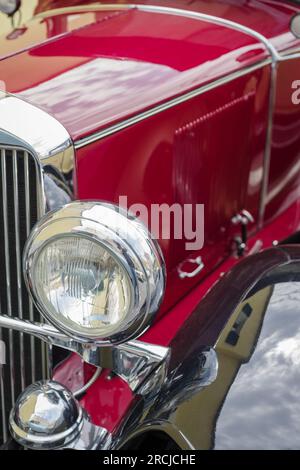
[[1, 150, 15, 405], [24, 153, 36, 384], [0, 146, 47, 445], [12, 150, 26, 391], [0, 371, 6, 442], [0, 296, 7, 442], [0, 153, 8, 444]]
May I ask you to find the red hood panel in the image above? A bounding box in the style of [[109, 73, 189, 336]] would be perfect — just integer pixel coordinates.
[[0, 1, 298, 141], [0, 7, 268, 140], [0, 1, 298, 60]]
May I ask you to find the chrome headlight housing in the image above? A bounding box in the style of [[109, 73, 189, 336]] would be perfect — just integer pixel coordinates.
[[23, 202, 165, 345]]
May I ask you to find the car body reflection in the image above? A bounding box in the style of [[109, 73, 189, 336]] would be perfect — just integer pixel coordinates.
[[201, 282, 300, 449]]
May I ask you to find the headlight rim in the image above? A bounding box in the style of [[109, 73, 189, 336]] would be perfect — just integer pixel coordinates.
[[23, 201, 165, 346], [29, 231, 137, 341]]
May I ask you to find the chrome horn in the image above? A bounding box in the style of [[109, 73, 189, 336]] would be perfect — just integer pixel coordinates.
[[9, 380, 109, 450]]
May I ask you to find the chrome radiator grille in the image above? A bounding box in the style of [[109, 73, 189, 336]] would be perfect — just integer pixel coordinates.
[[0, 146, 47, 444]]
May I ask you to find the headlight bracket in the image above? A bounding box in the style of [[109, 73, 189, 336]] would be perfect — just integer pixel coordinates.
[[0, 313, 169, 393]]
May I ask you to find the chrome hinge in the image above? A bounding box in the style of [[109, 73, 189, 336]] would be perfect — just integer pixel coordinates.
[[231, 209, 254, 257]]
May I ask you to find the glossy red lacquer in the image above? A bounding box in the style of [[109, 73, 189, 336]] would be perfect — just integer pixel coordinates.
[[1, 1, 300, 61], [54, 198, 300, 432], [122, 0, 300, 51], [265, 57, 300, 223], [1, 0, 300, 436], [1, 8, 268, 140], [75, 64, 271, 315]]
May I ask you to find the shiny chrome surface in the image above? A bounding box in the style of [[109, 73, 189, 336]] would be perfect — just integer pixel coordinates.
[[138, 4, 277, 231], [0, 91, 75, 444], [24, 151, 36, 383], [72, 3, 282, 231], [1, 148, 14, 404], [291, 13, 300, 39], [10, 380, 109, 450], [111, 246, 300, 450], [12, 150, 25, 390], [111, 341, 169, 392], [0, 90, 74, 210], [74, 59, 271, 149], [137, 4, 279, 57], [0, 144, 47, 445], [6, 245, 300, 450], [24, 201, 166, 345], [0, 313, 169, 392], [0, 342, 7, 442], [10, 380, 83, 449], [212, 282, 300, 449], [73, 1, 280, 151], [178, 257, 205, 279], [0, 91, 74, 166], [73, 368, 102, 399]]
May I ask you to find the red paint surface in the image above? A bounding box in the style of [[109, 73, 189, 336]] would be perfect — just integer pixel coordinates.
[[53, 359, 134, 433], [1, 8, 268, 141], [125, 0, 300, 51], [54, 199, 300, 432], [79, 369, 134, 433], [76, 65, 271, 315], [266, 58, 300, 223], [1, 1, 299, 61], [1, 1, 298, 228], [1, 0, 300, 435]]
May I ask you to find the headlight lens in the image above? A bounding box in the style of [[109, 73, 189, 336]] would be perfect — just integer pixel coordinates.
[[34, 235, 132, 338], [24, 202, 165, 345]]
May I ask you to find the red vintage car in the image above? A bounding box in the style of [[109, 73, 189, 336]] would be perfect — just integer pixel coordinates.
[[0, 0, 300, 451]]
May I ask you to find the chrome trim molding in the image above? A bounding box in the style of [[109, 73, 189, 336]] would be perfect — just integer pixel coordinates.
[[0, 91, 75, 442], [258, 58, 278, 228], [32, 3, 296, 62], [74, 3, 299, 228], [1, 148, 15, 404], [136, 4, 279, 58], [73, 367, 102, 398], [0, 313, 170, 393], [6, 245, 300, 450], [280, 51, 300, 60], [73, 2, 280, 149], [0, 144, 49, 442], [0, 91, 74, 167], [24, 150, 37, 383], [0, 91, 75, 209], [113, 246, 300, 451], [12, 150, 26, 390], [75, 59, 272, 149]]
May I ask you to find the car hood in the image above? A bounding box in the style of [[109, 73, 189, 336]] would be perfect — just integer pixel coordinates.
[[0, 1, 299, 141]]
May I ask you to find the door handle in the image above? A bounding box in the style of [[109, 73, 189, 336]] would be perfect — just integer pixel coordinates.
[[178, 256, 205, 279]]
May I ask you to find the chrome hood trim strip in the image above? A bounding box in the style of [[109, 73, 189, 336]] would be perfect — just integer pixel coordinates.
[[72, 3, 291, 230], [74, 58, 272, 149]]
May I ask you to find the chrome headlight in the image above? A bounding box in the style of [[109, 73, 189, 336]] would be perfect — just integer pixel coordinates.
[[24, 202, 165, 345]]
